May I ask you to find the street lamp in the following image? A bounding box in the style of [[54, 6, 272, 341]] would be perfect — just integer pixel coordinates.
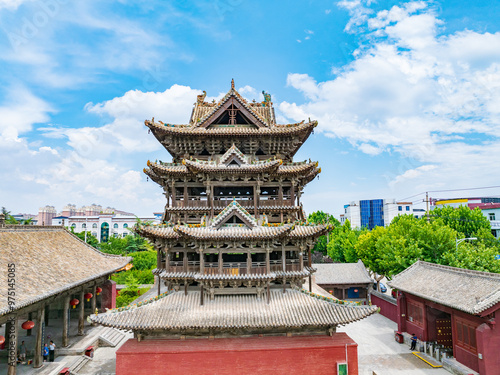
[[456, 237, 477, 251]]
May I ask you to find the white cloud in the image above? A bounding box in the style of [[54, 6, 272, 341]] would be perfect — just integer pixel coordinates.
[[0, 86, 53, 140], [1, 84, 204, 215], [281, 0, 500, 194]]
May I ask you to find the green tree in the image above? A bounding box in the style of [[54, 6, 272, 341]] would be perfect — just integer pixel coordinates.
[[70, 228, 99, 248], [442, 241, 500, 273], [128, 251, 157, 270], [116, 273, 140, 307], [125, 235, 153, 253], [307, 211, 339, 255], [356, 226, 387, 285], [431, 205, 490, 238], [99, 236, 128, 255], [1, 207, 19, 224], [327, 220, 365, 263]]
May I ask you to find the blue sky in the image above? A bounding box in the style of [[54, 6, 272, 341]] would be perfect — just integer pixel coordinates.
[[1, 0, 500, 217]]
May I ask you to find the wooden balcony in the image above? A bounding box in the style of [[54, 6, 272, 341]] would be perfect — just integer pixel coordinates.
[[167, 260, 302, 275], [173, 197, 294, 208]]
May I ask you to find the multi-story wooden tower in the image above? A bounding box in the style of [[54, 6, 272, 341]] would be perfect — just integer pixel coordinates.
[[140, 80, 327, 299], [91, 81, 377, 375]]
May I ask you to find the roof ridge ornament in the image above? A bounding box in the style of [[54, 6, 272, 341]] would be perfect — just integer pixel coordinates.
[[231, 78, 235, 90]]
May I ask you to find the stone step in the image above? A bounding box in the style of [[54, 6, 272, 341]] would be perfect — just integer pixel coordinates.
[[35, 362, 67, 375], [99, 327, 126, 347], [69, 355, 91, 374]]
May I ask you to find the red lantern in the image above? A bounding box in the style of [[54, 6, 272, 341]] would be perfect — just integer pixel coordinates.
[[329, 290, 333, 294], [84, 293, 93, 302], [22, 321, 35, 330], [354, 289, 359, 293], [96, 287, 102, 296], [70, 299, 79, 309], [0, 336, 5, 345]]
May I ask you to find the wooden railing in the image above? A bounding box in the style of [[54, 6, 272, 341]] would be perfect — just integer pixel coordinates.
[[166, 260, 301, 274]]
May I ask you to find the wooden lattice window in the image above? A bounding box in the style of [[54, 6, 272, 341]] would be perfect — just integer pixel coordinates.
[[407, 300, 424, 326], [455, 318, 477, 353]]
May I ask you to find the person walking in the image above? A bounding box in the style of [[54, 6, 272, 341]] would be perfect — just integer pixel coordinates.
[[19, 341, 27, 363], [49, 340, 56, 362], [410, 333, 418, 351], [43, 343, 49, 362]]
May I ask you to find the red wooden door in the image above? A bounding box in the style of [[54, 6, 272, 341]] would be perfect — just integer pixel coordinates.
[[436, 318, 452, 348]]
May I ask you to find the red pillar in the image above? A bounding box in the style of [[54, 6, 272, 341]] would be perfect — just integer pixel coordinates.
[[101, 279, 117, 311], [396, 293, 407, 333], [476, 322, 500, 375]]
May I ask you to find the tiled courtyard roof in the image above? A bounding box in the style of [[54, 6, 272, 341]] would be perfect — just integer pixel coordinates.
[[314, 260, 373, 285], [90, 289, 377, 331], [388, 261, 500, 315], [0, 226, 130, 316]]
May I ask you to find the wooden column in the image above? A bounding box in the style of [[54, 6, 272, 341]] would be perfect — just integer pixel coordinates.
[[218, 250, 223, 273], [299, 246, 304, 270], [165, 248, 170, 272], [210, 185, 214, 219], [200, 283, 204, 306], [171, 181, 176, 208], [267, 281, 271, 304], [33, 307, 45, 368], [183, 183, 188, 208], [7, 316, 17, 375], [78, 290, 85, 336], [253, 184, 258, 217], [199, 248, 205, 274], [156, 249, 162, 296], [90, 286, 97, 324], [183, 250, 188, 272], [62, 295, 70, 347], [44, 305, 49, 326], [282, 245, 286, 272], [27, 312, 32, 336], [279, 181, 283, 205], [265, 247, 270, 274], [247, 251, 252, 274], [291, 181, 296, 207]]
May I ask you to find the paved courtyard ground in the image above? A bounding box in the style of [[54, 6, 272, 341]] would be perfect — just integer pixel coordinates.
[[2, 282, 452, 375], [338, 313, 450, 375]]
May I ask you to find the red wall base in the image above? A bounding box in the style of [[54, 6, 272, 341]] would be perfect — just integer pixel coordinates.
[[116, 334, 358, 375]]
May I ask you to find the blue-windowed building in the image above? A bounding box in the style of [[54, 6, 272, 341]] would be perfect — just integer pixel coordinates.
[[360, 199, 384, 229], [340, 199, 418, 229]]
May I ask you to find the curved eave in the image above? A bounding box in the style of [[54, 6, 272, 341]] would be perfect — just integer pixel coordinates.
[[301, 168, 320, 185], [135, 226, 180, 240], [149, 162, 189, 177], [145, 119, 316, 138], [173, 225, 293, 241], [289, 224, 330, 239], [143, 168, 164, 186], [184, 159, 281, 174], [276, 162, 317, 176]]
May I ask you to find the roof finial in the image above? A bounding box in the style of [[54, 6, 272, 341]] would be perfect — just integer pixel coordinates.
[[231, 78, 235, 89]]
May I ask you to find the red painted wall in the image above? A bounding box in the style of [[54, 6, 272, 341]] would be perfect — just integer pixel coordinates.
[[371, 293, 397, 322], [116, 334, 358, 375], [476, 322, 500, 375], [397, 293, 500, 374], [101, 279, 116, 311]]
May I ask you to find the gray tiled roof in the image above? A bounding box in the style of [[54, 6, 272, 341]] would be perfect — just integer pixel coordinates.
[[0, 226, 130, 316], [388, 261, 500, 314], [90, 289, 377, 331], [313, 260, 373, 285]]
